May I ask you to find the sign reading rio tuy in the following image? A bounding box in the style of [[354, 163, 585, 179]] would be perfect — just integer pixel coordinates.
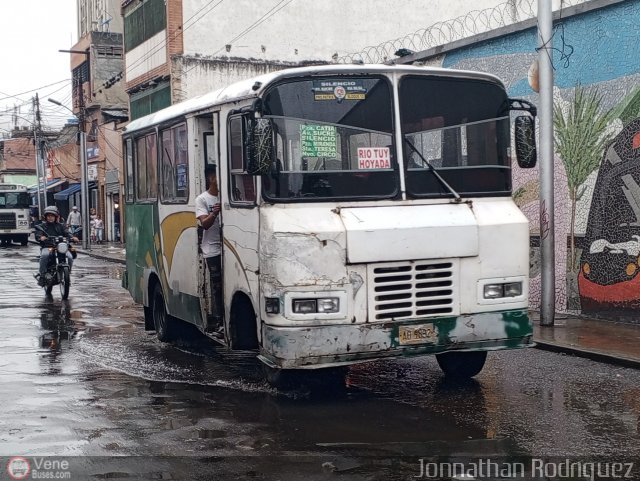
[[6, 456, 71, 480]]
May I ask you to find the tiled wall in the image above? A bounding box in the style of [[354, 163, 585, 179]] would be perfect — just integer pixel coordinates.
[[437, 0, 640, 319]]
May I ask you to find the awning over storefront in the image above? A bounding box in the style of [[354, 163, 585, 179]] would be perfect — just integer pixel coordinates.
[[53, 182, 96, 201], [53, 183, 80, 200]]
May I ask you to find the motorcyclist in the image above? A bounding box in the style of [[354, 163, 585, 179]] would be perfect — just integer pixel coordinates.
[[35, 206, 79, 286]]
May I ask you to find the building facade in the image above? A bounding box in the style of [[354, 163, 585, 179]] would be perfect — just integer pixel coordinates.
[[66, 27, 128, 241], [78, 0, 123, 38], [121, 0, 521, 120], [0, 134, 37, 186]]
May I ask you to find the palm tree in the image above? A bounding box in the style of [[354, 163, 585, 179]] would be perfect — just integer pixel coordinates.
[[553, 86, 613, 270]]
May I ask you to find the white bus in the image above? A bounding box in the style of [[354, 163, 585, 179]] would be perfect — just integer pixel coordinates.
[[122, 64, 537, 381], [0, 183, 31, 246]]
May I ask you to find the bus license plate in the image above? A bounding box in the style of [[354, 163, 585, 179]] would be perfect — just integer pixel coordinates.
[[398, 323, 438, 345]]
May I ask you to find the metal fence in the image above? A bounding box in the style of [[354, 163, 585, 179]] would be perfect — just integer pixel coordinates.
[[336, 0, 586, 64]]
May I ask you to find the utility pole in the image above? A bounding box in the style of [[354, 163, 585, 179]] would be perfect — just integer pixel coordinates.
[[538, 0, 555, 326], [34, 94, 48, 210], [57, 48, 91, 250], [77, 77, 90, 251], [32, 96, 43, 220]]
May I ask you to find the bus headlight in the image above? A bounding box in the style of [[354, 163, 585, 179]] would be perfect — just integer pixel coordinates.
[[483, 284, 503, 299], [504, 282, 523, 297], [292, 297, 340, 314], [292, 299, 316, 313], [317, 298, 340, 313], [483, 282, 522, 299]]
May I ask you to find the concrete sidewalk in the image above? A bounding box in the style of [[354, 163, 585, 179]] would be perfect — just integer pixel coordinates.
[[77, 244, 640, 369], [532, 313, 640, 368]]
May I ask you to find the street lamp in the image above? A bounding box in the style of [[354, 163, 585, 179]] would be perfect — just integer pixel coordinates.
[[48, 98, 90, 250]]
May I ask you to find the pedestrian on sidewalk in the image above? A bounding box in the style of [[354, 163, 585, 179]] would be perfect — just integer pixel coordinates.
[[89, 208, 97, 243], [93, 214, 104, 244], [66, 206, 82, 237]]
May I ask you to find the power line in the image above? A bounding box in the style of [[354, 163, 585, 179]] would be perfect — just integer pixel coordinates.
[[224, 0, 294, 49], [183, 0, 296, 76], [0, 79, 71, 102]]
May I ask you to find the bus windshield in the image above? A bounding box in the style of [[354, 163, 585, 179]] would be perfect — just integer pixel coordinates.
[[400, 76, 511, 197], [0, 192, 30, 209], [261, 76, 398, 201]]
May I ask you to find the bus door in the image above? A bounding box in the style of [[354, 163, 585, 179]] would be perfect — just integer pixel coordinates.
[[220, 114, 260, 342], [196, 113, 220, 330]]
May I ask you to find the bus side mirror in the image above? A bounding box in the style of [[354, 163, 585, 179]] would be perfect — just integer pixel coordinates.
[[514, 115, 537, 169], [246, 118, 274, 176]]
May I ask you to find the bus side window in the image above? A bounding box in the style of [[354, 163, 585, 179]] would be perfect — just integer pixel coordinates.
[[228, 116, 256, 204], [125, 138, 134, 203], [160, 123, 189, 203]]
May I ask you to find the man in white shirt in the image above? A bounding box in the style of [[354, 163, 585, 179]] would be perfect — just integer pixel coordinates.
[[67, 206, 82, 236], [195, 165, 222, 332]]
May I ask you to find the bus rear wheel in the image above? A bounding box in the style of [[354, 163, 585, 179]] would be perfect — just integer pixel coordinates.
[[436, 351, 487, 379], [152, 284, 177, 342]]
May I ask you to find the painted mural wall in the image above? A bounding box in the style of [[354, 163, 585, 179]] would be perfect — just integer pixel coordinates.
[[433, 0, 640, 318]]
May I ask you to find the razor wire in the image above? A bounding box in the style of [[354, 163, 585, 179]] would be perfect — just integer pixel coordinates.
[[336, 0, 585, 64]]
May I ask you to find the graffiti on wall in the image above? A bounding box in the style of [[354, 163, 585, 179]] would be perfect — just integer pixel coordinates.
[[436, 0, 640, 317], [578, 118, 640, 312]]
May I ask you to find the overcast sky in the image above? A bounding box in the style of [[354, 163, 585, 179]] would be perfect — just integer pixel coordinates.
[[0, 1, 77, 134]]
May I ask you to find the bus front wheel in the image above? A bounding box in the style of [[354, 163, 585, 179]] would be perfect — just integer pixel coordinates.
[[59, 266, 70, 300], [152, 284, 177, 342], [436, 351, 487, 379]]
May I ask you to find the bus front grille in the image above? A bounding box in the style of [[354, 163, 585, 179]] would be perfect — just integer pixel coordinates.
[[368, 260, 458, 321], [0, 213, 16, 229]]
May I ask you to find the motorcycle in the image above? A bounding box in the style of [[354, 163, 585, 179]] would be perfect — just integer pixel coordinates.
[[68, 225, 83, 239], [35, 230, 76, 299]]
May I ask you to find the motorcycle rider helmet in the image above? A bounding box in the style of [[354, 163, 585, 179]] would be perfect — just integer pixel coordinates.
[[43, 206, 60, 218]]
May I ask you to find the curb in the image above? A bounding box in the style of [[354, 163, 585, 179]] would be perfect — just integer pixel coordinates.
[[76, 250, 126, 265], [533, 340, 640, 369]]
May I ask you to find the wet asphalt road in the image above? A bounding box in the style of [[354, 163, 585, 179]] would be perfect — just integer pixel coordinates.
[[1, 243, 639, 480]]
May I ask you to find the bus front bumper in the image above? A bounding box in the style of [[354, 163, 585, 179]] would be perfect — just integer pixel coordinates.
[[259, 309, 533, 369]]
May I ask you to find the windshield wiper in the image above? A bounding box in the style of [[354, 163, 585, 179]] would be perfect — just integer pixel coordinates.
[[404, 138, 461, 202]]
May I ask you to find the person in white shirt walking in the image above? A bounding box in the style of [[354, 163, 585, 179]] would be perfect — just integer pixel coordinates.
[[66, 206, 82, 237], [195, 165, 222, 333]]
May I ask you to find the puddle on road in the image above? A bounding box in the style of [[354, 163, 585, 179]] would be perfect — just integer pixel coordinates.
[[76, 329, 277, 396]]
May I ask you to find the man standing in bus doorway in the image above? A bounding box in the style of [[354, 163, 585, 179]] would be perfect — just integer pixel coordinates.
[[195, 165, 223, 333]]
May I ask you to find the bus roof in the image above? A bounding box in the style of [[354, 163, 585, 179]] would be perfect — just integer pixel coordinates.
[[123, 64, 504, 135]]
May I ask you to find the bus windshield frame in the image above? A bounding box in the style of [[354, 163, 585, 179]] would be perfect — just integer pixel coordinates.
[[260, 73, 512, 202]]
